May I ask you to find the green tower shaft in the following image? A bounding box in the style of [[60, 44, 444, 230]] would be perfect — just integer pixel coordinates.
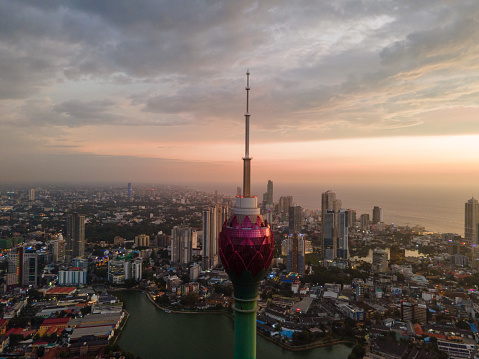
[[234, 293, 258, 359]]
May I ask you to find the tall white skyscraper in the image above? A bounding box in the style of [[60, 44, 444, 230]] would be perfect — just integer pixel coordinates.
[[465, 197, 479, 245]]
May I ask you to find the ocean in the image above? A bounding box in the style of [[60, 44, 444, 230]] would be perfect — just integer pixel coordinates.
[[199, 182, 475, 236], [276, 183, 472, 236]]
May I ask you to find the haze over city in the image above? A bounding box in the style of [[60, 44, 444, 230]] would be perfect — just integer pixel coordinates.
[[1, 1, 479, 192]]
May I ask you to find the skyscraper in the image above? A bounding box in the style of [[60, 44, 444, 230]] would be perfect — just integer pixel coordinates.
[[48, 239, 66, 263], [286, 233, 305, 274], [66, 213, 85, 259], [336, 209, 348, 260], [323, 210, 335, 262], [134, 234, 150, 248], [127, 182, 132, 198], [219, 72, 273, 359], [360, 213, 370, 231], [346, 209, 356, 227], [202, 206, 228, 270], [171, 226, 193, 264], [263, 180, 273, 205], [321, 190, 342, 263], [8, 246, 38, 287], [465, 197, 479, 245], [28, 189, 35, 201], [321, 190, 336, 215], [279, 196, 293, 214], [288, 205, 302, 233], [372, 206, 383, 224]]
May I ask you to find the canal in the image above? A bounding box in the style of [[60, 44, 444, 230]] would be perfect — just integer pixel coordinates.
[[115, 291, 353, 359]]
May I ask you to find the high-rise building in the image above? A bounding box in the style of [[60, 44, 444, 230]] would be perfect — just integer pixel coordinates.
[[8, 246, 38, 287], [372, 206, 383, 225], [286, 233, 305, 274], [218, 72, 274, 359], [288, 205, 302, 233], [134, 234, 150, 248], [321, 190, 337, 261], [401, 302, 414, 322], [28, 189, 35, 201], [322, 190, 336, 215], [108, 258, 142, 283], [66, 213, 85, 259], [171, 226, 193, 264], [465, 197, 479, 245], [321, 191, 348, 263], [127, 183, 132, 198], [323, 210, 335, 262], [336, 209, 348, 260], [279, 196, 294, 214], [131, 259, 143, 281], [48, 239, 66, 263], [360, 213, 370, 231], [189, 263, 201, 281], [202, 206, 228, 270], [262, 180, 273, 205], [414, 303, 428, 324], [346, 209, 356, 227], [58, 268, 87, 285]]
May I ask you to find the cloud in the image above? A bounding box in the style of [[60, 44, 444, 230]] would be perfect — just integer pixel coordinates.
[[1, 0, 479, 140]]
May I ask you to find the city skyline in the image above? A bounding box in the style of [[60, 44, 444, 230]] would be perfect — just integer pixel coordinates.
[[2, 2, 479, 189]]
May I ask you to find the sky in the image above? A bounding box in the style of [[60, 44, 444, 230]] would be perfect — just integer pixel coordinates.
[[2, 0, 479, 193]]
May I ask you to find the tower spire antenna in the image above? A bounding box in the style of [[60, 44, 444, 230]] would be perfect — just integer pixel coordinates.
[[243, 70, 252, 197]]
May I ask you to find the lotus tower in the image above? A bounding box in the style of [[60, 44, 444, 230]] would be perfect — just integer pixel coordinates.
[[219, 71, 274, 359]]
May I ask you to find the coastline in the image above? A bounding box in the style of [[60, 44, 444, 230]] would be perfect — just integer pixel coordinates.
[[111, 309, 130, 346]]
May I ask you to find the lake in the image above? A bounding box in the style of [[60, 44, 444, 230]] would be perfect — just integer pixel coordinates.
[[114, 290, 353, 359]]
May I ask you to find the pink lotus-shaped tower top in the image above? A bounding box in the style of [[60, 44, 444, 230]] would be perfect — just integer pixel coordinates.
[[219, 213, 273, 279]]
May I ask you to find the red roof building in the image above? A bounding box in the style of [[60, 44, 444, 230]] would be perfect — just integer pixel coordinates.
[[45, 287, 77, 296], [41, 317, 70, 330]]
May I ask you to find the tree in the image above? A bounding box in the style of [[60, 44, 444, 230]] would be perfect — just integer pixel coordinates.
[[214, 284, 233, 296], [180, 292, 199, 307], [80, 305, 91, 316], [292, 329, 313, 346], [27, 289, 43, 303], [155, 294, 170, 306]]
